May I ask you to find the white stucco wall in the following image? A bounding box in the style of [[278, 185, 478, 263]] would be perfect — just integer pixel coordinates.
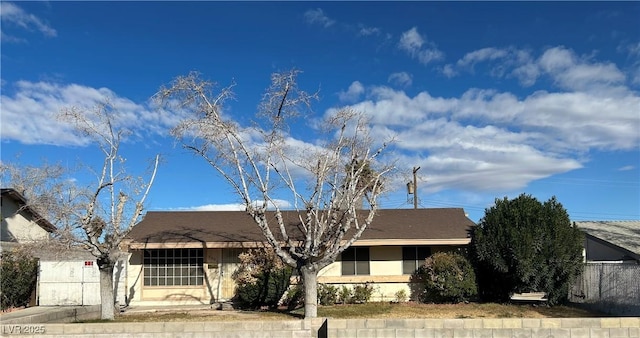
[[1, 198, 49, 243]]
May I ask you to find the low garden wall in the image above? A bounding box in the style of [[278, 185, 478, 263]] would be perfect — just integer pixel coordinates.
[[1, 317, 638, 337]]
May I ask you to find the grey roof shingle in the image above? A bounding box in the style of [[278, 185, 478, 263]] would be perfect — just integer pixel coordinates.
[[575, 220, 640, 256], [127, 208, 475, 246]]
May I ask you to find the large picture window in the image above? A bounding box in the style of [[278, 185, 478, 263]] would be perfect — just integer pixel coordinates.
[[143, 248, 204, 286], [341, 247, 370, 275], [403, 246, 431, 274]]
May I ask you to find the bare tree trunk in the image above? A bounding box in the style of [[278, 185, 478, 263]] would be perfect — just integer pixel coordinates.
[[98, 258, 115, 320], [301, 265, 318, 318]]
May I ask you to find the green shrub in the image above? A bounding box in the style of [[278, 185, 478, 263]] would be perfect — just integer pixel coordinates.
[[1, 250, 38, 310], [282, 284, 304, 310], [413, 252, 477, 303], [232, 248, 292, 309], [394, 289, 408, 303], [318, 284, 338, 306], [338, 285, 352, 304], [352, 283, 375, 303], [471, 194, 584, 305]]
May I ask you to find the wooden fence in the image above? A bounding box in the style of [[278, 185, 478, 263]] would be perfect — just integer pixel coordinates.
[[570, 263, 640, 316]]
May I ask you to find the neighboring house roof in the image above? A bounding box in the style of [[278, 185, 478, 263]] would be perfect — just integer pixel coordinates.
[[1, 188, 56, 233], [126, 208, 475, 249], [575, 220, 640, 258]]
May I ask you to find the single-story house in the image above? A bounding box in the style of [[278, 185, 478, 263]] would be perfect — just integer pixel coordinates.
[[124, 208, 475, 305], [575, 220, 640, 263]]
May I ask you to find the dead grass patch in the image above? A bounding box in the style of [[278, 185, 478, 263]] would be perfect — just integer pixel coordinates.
[[110, 302, 601, 322]]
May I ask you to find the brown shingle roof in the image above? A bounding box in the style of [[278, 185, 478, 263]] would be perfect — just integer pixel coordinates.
[[127, 208, 475, 248]]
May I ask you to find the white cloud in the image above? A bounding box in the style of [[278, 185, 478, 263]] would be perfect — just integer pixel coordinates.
[[457, 47, 509, 69], [331, 77, 639, 193], [538, 47, 626, 91], [0, 81, 185, 146], [388, 72, 413, 88], [398, 27, 444, 64], [304, 8, 335, 28], [358, 25, 380, 37], [169, 199, 292, 211], [338, 81, 365, 102], [441, 64, 458, 78], [618, 165, 635, 171], [0, 2, 56, 42], [445, 46, 629, 91]]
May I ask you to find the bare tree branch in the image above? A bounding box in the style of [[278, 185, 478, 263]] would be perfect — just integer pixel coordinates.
[[158, 70, 393, 318]]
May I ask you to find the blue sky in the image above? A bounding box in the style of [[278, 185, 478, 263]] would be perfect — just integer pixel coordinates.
[[1, 2, 639, 222]]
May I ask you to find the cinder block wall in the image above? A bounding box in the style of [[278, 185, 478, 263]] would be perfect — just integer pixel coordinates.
[[1, 317, 638, 338]]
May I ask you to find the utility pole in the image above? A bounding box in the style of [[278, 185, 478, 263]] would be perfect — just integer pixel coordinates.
[[412, 166, 420, 209]]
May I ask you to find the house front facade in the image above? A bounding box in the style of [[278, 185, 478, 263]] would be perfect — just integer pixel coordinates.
[[124, 208, 475, 306]]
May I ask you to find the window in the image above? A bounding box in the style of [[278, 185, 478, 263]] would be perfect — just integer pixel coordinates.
[[143, 249, 204, 286], [403, 246, 431, 274], [341, 247, 370, 275]]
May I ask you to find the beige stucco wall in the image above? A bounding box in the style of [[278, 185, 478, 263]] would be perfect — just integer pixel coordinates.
[[1, 197, 49, 243], [127, 245, 465, 305]]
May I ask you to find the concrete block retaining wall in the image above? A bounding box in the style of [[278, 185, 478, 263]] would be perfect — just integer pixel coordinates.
[[0, 305, 101, 325], [326, 317, 640, 338], [0, 317, 638, 337]]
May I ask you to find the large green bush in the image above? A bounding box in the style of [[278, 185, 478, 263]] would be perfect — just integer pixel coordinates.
[[470, 194, 584, 305], [1, 250, 39, 310], [412, 252, 477, 303], [232, 248, 292, 309]]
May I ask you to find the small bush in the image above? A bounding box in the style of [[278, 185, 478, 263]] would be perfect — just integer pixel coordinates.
[[394, 289, 408, 303], [232, 248, 292, 309], [338, 285, 352, 304], [1, 250, 38, 310], [318, 284, 339, 306], [413, 252, 477, 303], [282, 284, 304, 310], [352, 283, 375, 303]]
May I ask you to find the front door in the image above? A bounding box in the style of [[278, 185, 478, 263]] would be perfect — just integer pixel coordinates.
[[221, 248, 242, 300]]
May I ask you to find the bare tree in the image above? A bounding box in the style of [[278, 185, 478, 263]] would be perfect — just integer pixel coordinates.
[[1, 161, 72, 228], [158, 70, 393, 318], [56, 102, 159, 320]]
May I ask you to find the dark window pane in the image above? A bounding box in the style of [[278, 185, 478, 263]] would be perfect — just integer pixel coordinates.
[[341, 248, 355, 261], [356, 260, 370, 275], [403, 247, 416, 260], [342, 261, 355, 275], [417, 247, 431, 260], [356, 247, 370, 261], [403, 261, 417, 275]]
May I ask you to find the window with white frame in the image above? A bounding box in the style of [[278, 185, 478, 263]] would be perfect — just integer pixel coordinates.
[[341, 246, 370, 275], [402, 246, 431, 274], [143, 248, 204, 286]]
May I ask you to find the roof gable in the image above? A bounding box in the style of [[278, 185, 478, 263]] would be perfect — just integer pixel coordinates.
[[575, 220, 640, 257], [1, 188, 56, 233], [127, 208, 475, 247], [575, 221, 640, 255]]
